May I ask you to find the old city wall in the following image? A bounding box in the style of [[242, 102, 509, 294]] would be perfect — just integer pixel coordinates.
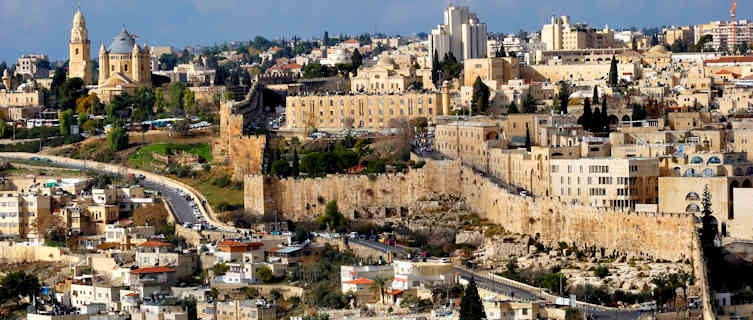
[[244, 160, 462, 219], [0, 241, 79, 264], [457, 166, 695, 261], [243, 159, 694, 260]]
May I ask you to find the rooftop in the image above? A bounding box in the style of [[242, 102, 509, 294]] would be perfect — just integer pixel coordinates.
[[130, 266, 176, 274]]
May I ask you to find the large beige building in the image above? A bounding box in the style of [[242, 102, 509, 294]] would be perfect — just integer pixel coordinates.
[[463, 57, 520, 88], [550, 158, 659, 209], [350, 56, 417, 93], [0, 76, 44, 107], [541, 16, 614, 51], [0, 191, 52, 239], [68, 9, 94, 84], [285, 91, 447, 129], [97, 27, 152, 103]]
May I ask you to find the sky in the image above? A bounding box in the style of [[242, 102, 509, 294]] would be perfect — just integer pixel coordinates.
[[0, 0, 739, 64]]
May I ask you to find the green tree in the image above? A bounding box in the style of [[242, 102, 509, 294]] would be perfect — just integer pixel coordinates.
[[59, 109, 75, 136], [525, 127, 532, 152], [600, 95, 609, 132], [431, 51, 440, 87], [291, 149, 300, 177], [180, 299, 198, 320], [256, 265, 275, 283], [351, 49, 363, 75], [608, 55, 619, 87], [106, 127, 129, 151], [0, 119, 7, 138], [592, 86, 600, 105], [460, 277, 486, 320], [695, 35, 712, 52], [319, 200, 345, 230], [183, 88, 197, 114], [171, 118, 191, 137], [371, 275, 393, 304], [580, 98, 593, 131], [522, 89, 537, 113], [471, 77, 490, 113], [82, 119, 97, 133], [701, 184, 717, 245], [155, 87, 167, 114], [58, 78, 86, 111], [212, 263, 230, 276], [271, 159, 291, 177], [558, 82, 571, 114], [167, 82, 186, 114], [496, 48, 507, 57], [508, 101, 520, 114], [0, 271, 41, 306], [50, 67, 66, 95]]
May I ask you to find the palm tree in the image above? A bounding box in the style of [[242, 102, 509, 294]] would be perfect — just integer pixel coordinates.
[[371, 276, 393, 304]]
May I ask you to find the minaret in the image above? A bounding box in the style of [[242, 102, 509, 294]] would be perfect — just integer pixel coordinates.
[[99, 43, 109, 86], [731, 0, 738, 51], [69, 7, 93, 84]]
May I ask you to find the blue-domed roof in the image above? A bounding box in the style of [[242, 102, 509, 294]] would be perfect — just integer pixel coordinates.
[[108, 28, 136, 54]]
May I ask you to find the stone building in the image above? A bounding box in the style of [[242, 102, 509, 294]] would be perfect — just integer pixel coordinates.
[[68, 9, 94, 84], [97, 27, 152, 103], [463, 57, 520, 88], [350, 56, 418, 94], [15, 54, 49, 79], [0, 76, 44, 107], [0, 191, 52, 239], [285, 91, 448, 129], [541, 16, 614, 51], [429, 5, 487, 62]]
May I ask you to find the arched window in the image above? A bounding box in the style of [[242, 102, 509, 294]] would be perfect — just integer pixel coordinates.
[[702, 168, 715, 177], [684, 168, 697, 177], [690, 156, 704, 164], [744, 179, 752, 188], [686, 204, 701, 213], [747, 167, 753, 176], [725, 156, 735, 164], [673, 167, 682, 176], [707, 156, 721, 164], [735, 167, 744, 176], [686, 192, 700, 201]]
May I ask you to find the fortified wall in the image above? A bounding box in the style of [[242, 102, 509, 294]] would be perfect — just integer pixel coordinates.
[[244, 159, 694, 260], [214, 82, 266, 180]]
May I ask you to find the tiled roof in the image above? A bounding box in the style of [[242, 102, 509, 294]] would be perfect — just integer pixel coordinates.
[[705, 56, 753, 64], [137, 240, 171, 247], [130, 266, 175, 274], [344, 277, 374, 285]]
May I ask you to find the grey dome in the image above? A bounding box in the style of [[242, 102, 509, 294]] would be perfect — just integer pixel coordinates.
[[108, 28, 136, 54]]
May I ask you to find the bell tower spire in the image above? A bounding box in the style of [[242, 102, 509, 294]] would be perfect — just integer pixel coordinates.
[[69, 6, 93, 84]]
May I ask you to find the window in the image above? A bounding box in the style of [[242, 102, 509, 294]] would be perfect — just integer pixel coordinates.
[[686, 192, 700, 201]]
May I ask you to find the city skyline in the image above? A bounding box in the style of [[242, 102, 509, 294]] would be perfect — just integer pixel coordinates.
[[0, 0, 740, 63]]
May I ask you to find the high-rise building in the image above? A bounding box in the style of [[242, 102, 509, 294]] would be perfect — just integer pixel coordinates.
[[68, 8, 93, 84], [429, 5, 487, 62], [541, 16, 614, 51]]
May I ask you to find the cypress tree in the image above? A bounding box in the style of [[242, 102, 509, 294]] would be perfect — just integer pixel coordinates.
[[609, 55, 619, 87], [351, 49, 363, 76], [594, 107, 602, 132], [601, 95, 608, 132], [522, 89, 536, 113], [431, 51, 440, 87], [592, 86, 599, 106], [558, 82, 570, 114], [460, 277, 487, 320], [291, 148, 300, 177], [582, 98, 593, 131], [525, 128, 532, 152], [472, 77, 490, 113], [508, 101, 520, 114]]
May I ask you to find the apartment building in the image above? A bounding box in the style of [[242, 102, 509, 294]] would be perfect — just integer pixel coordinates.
[[541, 16, 614, 51], [0, 191, 52, 238], [550, 158, 660, 209], [285, 91, 446, 129], [391, 260, 456, 291]]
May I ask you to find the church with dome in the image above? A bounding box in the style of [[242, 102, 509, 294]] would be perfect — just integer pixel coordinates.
[[350, 55, 419, 94], [68, 8, 151, 103]]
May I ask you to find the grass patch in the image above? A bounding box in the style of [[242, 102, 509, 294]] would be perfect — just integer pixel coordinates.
[[190, 173, 243, 211], [128, 143, 212, 169]]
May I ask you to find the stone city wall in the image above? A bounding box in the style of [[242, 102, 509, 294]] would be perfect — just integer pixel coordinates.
[[245, 158, 694, 260], [0, 242, 79, 264], [244, 160, 462, 219]]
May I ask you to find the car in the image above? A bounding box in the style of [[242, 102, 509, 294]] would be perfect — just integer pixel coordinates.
[[348, 232, 358, 239], [359, 234, 367, 240], [183, 223, 193, 228], [29, 157, 41, 161], [369, 235, 377, 241]]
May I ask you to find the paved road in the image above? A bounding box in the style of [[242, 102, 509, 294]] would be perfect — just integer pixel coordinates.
[[349, 239, 643, 320], [2, 156, 202, 227]]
